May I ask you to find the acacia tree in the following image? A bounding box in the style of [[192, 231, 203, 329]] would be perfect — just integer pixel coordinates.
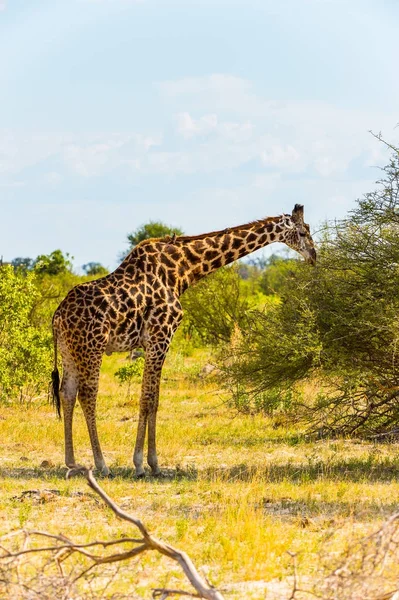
[[223, 147, 399, 435]]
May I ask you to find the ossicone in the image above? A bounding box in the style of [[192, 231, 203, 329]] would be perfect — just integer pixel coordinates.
[[292, 204, 304, 223]]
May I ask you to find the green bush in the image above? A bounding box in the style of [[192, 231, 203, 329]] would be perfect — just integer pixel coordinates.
[[0, 266, 52, 403], [181, 266, 264, 345], [221, 148, 399, 436], [31, 271, 87, 329], [258, 254, 297, 296], [114, 358, 145, 390]]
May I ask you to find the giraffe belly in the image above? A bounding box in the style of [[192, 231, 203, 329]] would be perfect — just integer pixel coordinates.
[[105, 332, 141, 356]]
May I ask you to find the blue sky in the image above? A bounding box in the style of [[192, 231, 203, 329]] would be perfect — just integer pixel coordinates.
[[1, 0, 398, 270]]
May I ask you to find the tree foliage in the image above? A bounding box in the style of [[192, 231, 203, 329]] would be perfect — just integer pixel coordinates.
[[222, 148, 399, 436], [181, 266, 268, 345], [10, 250, 73, 276], [82, 262, 109, 277], [0, 266, 52, 403], [122, 221, 184, 259], [34, 249, 73, 276], [11, 257, 34, 273], [258, 254, 297, 296]]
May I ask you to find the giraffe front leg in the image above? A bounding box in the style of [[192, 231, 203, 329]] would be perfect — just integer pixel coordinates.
[[133, 411, 147, 477], [147, 407, 160, 475], [133, 351, 164, 477], [79, 381, 110, 477], [133, 304, 182, 478]]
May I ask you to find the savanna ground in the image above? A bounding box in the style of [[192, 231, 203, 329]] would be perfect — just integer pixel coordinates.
[[1, 343, 399, 599]]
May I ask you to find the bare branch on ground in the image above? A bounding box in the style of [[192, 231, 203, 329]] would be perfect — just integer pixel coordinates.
[[0, 467, 225, 600]]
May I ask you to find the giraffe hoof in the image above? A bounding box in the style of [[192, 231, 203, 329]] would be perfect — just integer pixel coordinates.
[[151, 469, 162, 477], [98, 471, 114, 479], [135, 470, 146, 479], [97, 467, 111, 478], [66, 466, 86, 479]]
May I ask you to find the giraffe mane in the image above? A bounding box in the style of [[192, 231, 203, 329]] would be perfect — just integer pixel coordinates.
[[153, 215, 286, 244], [125, 214, 290, 258]]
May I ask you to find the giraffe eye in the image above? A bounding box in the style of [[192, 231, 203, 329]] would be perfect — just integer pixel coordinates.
[[299, 231, 306, 237]]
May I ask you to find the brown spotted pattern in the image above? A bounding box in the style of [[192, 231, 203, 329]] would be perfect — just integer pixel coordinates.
[[53, 204, 316, 476]]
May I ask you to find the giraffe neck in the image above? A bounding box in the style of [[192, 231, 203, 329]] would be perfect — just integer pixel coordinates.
[[174, 216, 289, 293]]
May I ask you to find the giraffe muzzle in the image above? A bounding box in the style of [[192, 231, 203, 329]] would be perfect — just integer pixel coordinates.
[[307, 248, 317, 265]]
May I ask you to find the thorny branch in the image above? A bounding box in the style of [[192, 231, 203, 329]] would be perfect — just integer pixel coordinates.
[[312, 512, 399, 600]]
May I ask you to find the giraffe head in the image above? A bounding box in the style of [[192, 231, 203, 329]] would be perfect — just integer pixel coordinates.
[[283, 204, 316, 265]]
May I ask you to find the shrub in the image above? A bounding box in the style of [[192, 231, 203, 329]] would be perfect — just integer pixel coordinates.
[[114, 358, 145, 396], [0, 266, 52, 403], [221, 148, 399, 436], [31, 271, 87, 329], [258, 254, 297, 296], [181, 266, 260, 345]]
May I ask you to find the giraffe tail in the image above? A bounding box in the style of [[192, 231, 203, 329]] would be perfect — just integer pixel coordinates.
[[51, 323, 62, 420]]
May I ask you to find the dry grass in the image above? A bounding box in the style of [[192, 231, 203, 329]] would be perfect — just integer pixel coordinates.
[[1, 346, 399, 598]]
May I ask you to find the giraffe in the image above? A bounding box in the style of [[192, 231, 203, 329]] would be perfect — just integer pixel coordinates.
[[51, 204, 316, 477]]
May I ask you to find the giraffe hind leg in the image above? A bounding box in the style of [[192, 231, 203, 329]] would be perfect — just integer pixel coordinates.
[[60, 367, 78, 468]]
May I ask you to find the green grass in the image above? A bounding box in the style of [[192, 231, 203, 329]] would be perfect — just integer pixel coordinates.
[[1, 347, 399, 598]]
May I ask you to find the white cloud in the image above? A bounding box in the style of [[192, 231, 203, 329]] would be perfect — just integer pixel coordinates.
[[159, 74, 268, 117], [0, 181, 25, 188], [0, 1, 6, 11], [160, 74, 249, 98], [158, 74, 398, 181], [0, 131, 162, 181], [176, 112, 253, 141], [177, 113, 217, 138], [61, 134, 161, 177], [43, 172, 63, 185], [260, 145, 301, 170], [1, 73, 397, 244]]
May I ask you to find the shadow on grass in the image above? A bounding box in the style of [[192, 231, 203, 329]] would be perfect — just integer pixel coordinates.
[[157, 457, 399, 484], [0, 465, 70, 480], [195, 429, 321, 448], [2, 455, 399, 485]]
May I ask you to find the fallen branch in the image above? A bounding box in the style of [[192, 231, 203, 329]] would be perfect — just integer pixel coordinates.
[[0, 467, 225, 600], [77, 466, 224, 599]]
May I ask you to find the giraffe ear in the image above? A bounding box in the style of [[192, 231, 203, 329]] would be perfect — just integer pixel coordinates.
[[292, 204, 304, 224]]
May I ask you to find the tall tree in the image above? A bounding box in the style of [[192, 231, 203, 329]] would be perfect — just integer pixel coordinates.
[[82, 262, 109, 277], [34, 250, 73, 276], [121, 221, 184, 259], [11, 257, 34, 273]]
